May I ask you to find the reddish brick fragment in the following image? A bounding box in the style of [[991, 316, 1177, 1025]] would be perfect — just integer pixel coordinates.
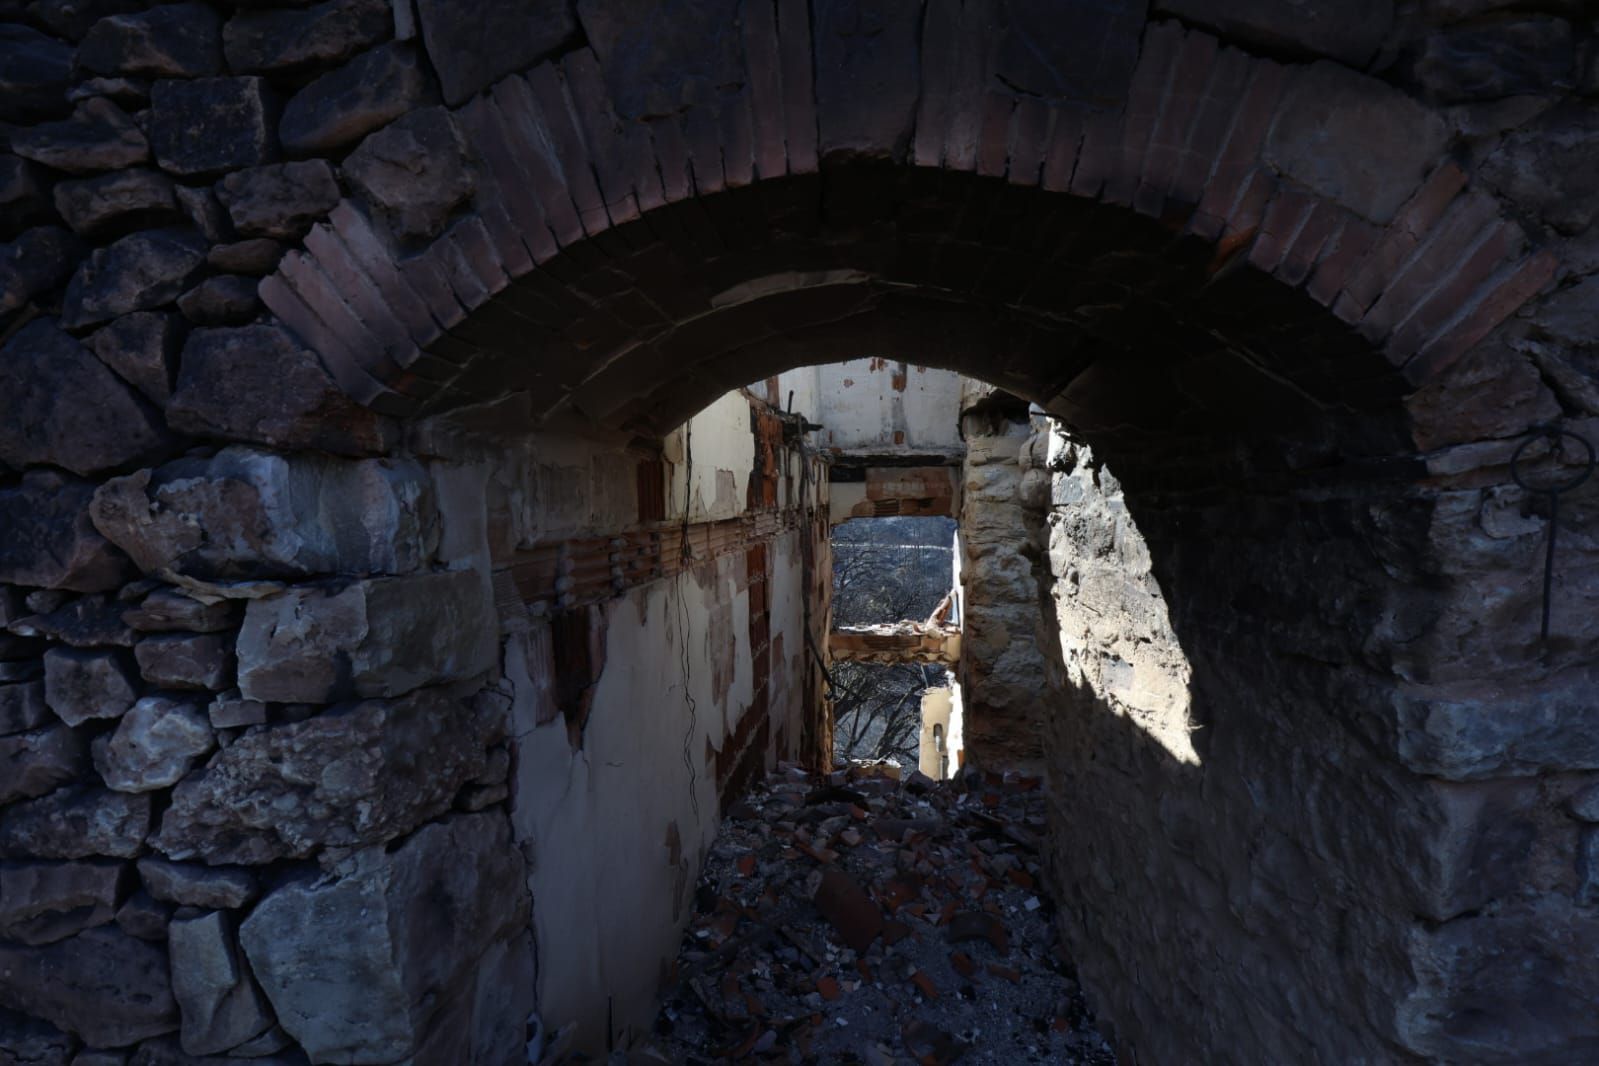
[[945, 910, 1008, 952], [812, 868, 883, 954]]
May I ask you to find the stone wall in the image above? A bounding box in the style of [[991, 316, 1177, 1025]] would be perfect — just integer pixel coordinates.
[[1029, 417, 1599, 1063], [954, 385, 1046, 772]]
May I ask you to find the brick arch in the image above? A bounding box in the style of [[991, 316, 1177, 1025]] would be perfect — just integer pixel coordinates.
[[254, 16, 1555, 452]]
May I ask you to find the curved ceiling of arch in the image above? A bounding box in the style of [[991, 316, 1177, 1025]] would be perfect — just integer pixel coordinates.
[[422, 163, 1409, 460]]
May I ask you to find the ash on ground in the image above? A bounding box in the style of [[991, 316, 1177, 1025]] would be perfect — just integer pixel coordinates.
[[641, 762, 1117, 1065]]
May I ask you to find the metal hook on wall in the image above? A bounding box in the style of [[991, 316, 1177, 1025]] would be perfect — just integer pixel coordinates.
[[1509, 424, 1596, 641]]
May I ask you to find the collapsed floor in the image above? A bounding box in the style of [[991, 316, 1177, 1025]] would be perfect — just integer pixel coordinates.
[[634, 765, 1116, 1065]]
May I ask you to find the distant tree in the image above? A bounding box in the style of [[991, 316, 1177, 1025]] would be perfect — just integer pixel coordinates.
[[831, 660, 946, 764], [828, 517, 955, 764], [831, 516, 955, 626]]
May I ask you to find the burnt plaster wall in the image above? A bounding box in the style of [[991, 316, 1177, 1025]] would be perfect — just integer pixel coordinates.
[[492, 391, 828, 1053], [4, 0, 1599, 1062]]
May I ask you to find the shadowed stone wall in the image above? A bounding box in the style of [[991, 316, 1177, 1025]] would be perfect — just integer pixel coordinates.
[[5, 0, 1599, 1062]]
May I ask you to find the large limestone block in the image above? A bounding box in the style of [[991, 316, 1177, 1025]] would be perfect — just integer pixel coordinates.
[[1479, 102, 1599, 235], [419, 0, 573, 104], [9, 98, 148, 173], [168, 910, 275, 1055], [0, 725, 85, 807], [1264, 62, 1450, 224], [239, 812, 528, 1064], [279, 43, 431, 155], [0, 926, 178, 1048], [224, 0, 392, 74], [148, 76, 276, 177], [341, 108, 474, 241], [0, 472, 132, 593], [137, 858, 256, 909], [1155, 0, 1391, 65], [0, 859, 125, 945], [236, 569, 496, 702], [0, 786, 151, 859], [60, 228, 208, 329], [0, 1007, 74, 1066], [166, 324, 397, 456], [216, 160, 340, 240], [76, 3, 223, 78], [0, 319, 169, 476], [0, 23, 72, 122], [92, 696, 214, 793], [90, 446, 437, 585], [152, 687, 497, 864], [43, 647, 139, 726]]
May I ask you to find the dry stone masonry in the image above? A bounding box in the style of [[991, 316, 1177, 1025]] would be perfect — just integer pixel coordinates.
[[3, 0, 1599, 1063]]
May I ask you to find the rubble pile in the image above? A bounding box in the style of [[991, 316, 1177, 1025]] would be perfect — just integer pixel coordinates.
[[646, 763, 1115, 1064]]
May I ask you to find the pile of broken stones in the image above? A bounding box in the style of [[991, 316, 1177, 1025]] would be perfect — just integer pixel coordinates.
[[636, 763, 1115, 1065]]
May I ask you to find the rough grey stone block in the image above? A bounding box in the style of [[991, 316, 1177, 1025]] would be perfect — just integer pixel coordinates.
[[419, 0, 572, 105], [279, 43, 431, 155], [0, 726, 85, 807], [134, 634, 233, 691], [0, 859, 125, 946], [137, 858, 256, 909], [224, 0, 392, 74], [91, 696, 214, 793], [0, 926, 178, 1047], [90, 445, 436, 583], [1264, 62, 1451, 223], [9, 98, 148, 173], [236, 570, 496, 702], [239, 812, 527, 1062], [76, 3, 223, 78], [0, 786, 151, 860], [0, 473, 132, 594], [0, 227, 81, 314], [62, 228, 208, 329], [342, 107, 473, 241], [43, 646, 138, 726], [153, 687, 497, 864], [164, 324, 397, 456], [216, 159, 340, 240], [168, 910, 275, 1055], [149, 77, 277, 177]]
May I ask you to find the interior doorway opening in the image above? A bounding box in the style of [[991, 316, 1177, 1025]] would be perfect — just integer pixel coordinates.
[[829, 514, 960, 772]]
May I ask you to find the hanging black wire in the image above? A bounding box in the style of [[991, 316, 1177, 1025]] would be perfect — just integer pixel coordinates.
[[1510, 425, 1596, 641]]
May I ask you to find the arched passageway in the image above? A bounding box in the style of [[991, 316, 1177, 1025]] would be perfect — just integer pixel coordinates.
[[2, 1, 1598, 1063]]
